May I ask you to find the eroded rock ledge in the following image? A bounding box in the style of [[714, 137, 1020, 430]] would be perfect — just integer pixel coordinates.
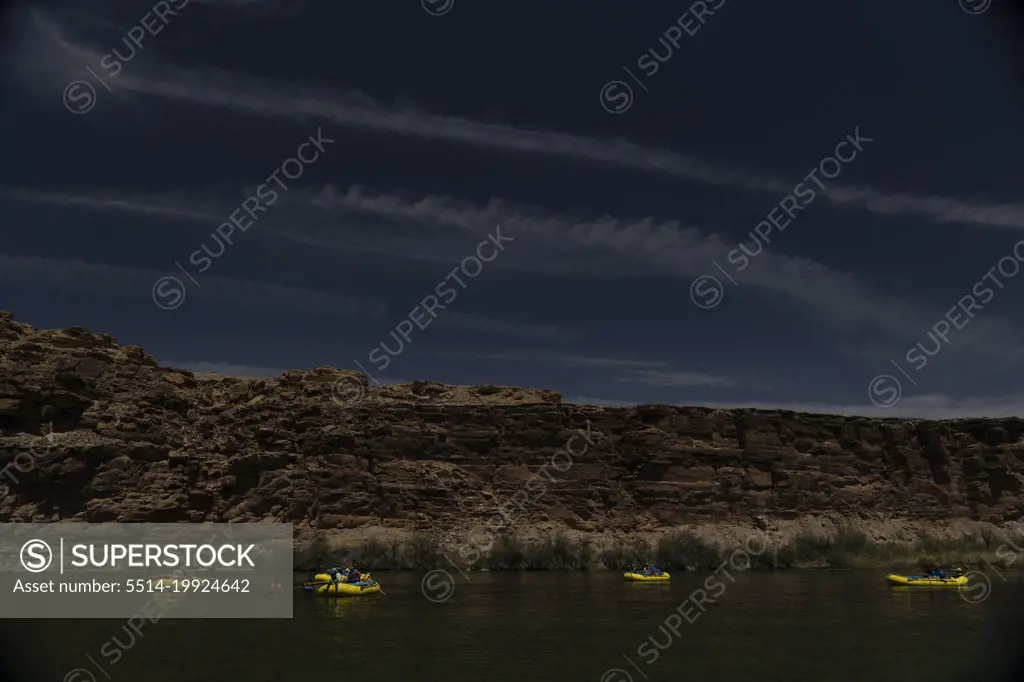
[[1, 310, 1023, 554]]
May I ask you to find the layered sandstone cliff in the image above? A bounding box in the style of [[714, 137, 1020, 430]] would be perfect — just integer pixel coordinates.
[[2, 311, 1023, 557]]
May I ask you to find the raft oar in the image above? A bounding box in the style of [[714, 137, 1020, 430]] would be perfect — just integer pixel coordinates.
[[301, 579, 385, 593], [360, 573, 385, 595], [299, 580, 333, 591]]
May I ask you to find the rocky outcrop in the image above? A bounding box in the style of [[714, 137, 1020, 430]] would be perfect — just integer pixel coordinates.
[[2, 311, 1023, 545]]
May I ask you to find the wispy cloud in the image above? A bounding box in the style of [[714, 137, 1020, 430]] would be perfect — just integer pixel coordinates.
[[615, 370, 736, 389], [165, 360, 288, 377], [0, 186, 222, 223], [555, 356, 743, 388], [421, 349, 754, 388], [562, 356, 670, 371], [164, 359, 414, 383], [436, 313, 583, 342], [605, 367, 778, 390], [0, 254, 385, 320], [189, 0, 306, 15], [6, 182, 1024, 367], [0, 189, 584, 343], [301, 186, 1024, 368], [564, 393, 1024, 420], [16, 11, 1024, 233], [427, 349, 671, 370]]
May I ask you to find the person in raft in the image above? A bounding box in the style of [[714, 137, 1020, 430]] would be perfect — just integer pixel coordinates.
[[320, 567, 343, 591], [924, 566, 963, 579], [629, 563, 663, 576]]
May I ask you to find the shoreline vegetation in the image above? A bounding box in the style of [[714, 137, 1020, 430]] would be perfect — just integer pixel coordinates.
[[293, 525, 1024, 572]]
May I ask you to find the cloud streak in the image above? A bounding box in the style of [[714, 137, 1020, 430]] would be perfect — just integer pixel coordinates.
[[424, 349, 739, 382], [564, 393, 1024, 420], [0, 253, 385, 320], [303, 185, 1024, 368], [165, 360, 289, 377], [16, 11, 1024, 233], [0, 188, 583, 343], [164, 359, 415, 382], [616, 370, 736, 389], [6, 182, 1024, 368], [189, 0, 306, 14]]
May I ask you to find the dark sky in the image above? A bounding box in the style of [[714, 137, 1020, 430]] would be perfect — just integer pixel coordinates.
[[3, 0, 1024, 417]]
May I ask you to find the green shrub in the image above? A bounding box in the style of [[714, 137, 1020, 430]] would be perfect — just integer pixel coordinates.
[[525, 532, 583, 570], [655, 531, 722, 570], [351, 535, 401, 569], [833, 525, 869, 553], [579, 540, 596, 570], [772, 543, 798, 568], [293, 524, 1023, 572], [293, 530, 332, 571], [825, 525, 868, 567], [403, 533, 444, 570], [788, 530, 833, 564], [599, 538, 653, 570], [486, 534, 528, 570]]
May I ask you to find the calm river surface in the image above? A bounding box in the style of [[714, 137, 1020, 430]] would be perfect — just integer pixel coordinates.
[[4, 570, 1021, 681]]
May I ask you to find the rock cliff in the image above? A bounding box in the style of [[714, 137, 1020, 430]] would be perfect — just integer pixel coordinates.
[[2, 311, 1023, 552]]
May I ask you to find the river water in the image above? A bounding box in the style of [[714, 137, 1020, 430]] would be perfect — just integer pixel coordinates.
[[4, 570, 1021, 682]]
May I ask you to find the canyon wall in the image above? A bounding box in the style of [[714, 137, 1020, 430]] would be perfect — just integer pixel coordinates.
[[2, 311, 1024, 546]]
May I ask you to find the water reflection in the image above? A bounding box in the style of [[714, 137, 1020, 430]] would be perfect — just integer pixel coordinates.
[[0, 570, 1017, 682]]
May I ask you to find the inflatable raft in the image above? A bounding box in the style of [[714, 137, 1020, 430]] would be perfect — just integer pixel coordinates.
[[305, 572, 382, 596], [886, 574, 967, 587], [624, 572, 671, 582], [309, 581, 382, 596]]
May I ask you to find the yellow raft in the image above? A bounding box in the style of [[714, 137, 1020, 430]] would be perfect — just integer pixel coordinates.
[[624, 572, 671, 582], [313, 581, 382, 596], [306, 573, 382, 596], [886, 574, 967, 587]]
